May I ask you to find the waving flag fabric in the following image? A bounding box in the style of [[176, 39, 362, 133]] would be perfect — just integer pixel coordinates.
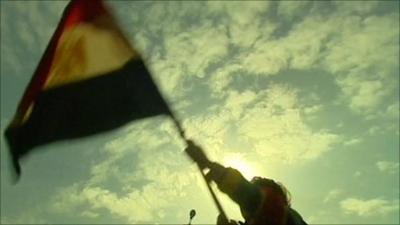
[[4, 0, 171, 176]]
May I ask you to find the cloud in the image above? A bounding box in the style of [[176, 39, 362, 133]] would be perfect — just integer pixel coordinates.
[[207, 2, 272, 49], [165, 23, 229, 78], [242, 12, 335, 76], [108, 2, 233, 99], [207, 2, 270, 26], [208, 63, 243, 97], [88, 120, 171, 184], [353, 171, 362, 177], [51, 118, 198, 223], [214, 3, 398, 117], [277, 2, 311, 21], [324, 189, 343, 203], [53, 168, 197, 223], [81, 210, 99, 219], [333, 1, 379, 15], [150, 21, 230, 98], [303, 104, 322, 115], [242, 39, 290, 76], [54, 185, 155, 223], [340, 197, 399, 217], [224, 90, 258, 119], [380, 101, 400, 132], [238, 85, 340, 163], [385, 101, 400, 121], [343, 138, 363, 146], [323, 13, 399, 115], [274, 8, 399, 116], [82, 186, 159, 223], [184, 84, 340, 165], [125, 1, 398, 121], [324, 14, 398, 76], [376, 161, 400, 174], [385, 101, 400, 134], [1, 215, 46, 224], [336, 78, 390, 114]]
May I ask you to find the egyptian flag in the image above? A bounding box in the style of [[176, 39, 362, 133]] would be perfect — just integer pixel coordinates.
[[4, 0, 172, 176]]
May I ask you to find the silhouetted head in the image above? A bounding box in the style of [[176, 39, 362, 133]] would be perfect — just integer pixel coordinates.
[[241, 177, 291, 225], [251, 177, 291, 206]]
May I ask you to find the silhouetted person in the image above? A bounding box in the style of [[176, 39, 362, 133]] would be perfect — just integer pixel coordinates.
[[185, 140, 307, 225]]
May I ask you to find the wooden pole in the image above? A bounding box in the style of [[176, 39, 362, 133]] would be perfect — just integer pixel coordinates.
[[170, 116, 228, 222]]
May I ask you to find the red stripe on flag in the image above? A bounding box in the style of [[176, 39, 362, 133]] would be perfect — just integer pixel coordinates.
[[17, 0, 109, 117], [64, 0, 108, 28]]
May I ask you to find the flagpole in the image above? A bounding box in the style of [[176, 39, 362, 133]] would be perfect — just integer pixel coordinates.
[[170, 116, 229, 222]]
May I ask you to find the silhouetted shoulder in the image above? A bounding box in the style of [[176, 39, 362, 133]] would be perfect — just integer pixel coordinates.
[[287, 208, 307, 225]]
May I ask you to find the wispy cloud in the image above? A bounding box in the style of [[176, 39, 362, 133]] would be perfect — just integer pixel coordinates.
[[376, 161, 400, 174], [324, 189, 343, 203], [81, 210, 99, 219], [1, 215, 46, 224], [208, 2, 272, 49], [385, 102, 400, 120], [333, 1, 380, 15], [343, 138, 363, 146], [340, 197, 399, 217], [353, 171, 362, 177], [208, 63, 242, 97], [277, 2, 311, 22]]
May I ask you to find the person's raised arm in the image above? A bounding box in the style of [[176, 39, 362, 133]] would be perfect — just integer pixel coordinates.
[[185, 141, 262, 217]]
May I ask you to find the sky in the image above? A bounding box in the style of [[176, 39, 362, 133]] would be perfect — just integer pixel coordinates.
[[0, 1, 399, 224]]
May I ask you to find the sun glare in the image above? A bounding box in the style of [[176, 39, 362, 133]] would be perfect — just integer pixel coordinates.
[[223, 155, 257, 180]]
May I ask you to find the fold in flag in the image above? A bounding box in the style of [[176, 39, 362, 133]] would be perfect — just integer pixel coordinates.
[[5, 0, 171, 176]]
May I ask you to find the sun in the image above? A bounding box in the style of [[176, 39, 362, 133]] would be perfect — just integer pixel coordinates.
[[222, 154, 257, 180]]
